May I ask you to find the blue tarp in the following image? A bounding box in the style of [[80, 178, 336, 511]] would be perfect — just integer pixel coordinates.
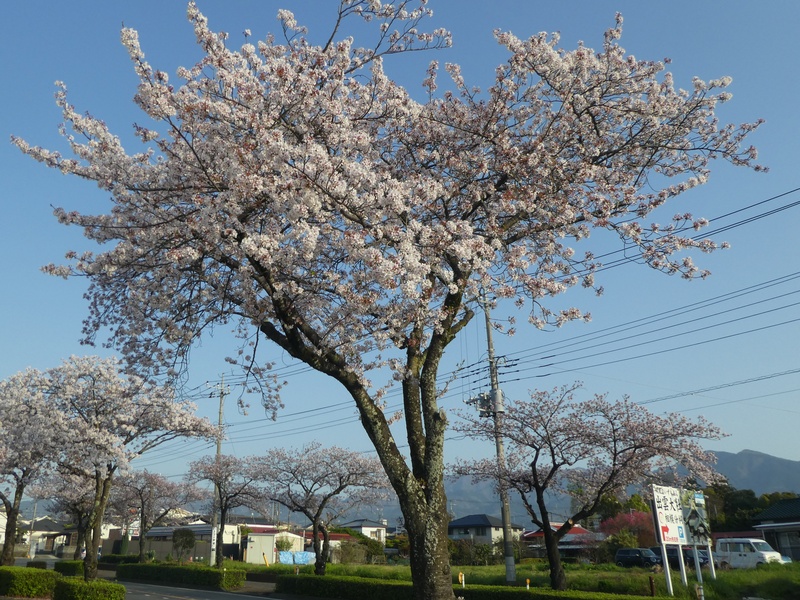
[[278, 550, 315, 564]]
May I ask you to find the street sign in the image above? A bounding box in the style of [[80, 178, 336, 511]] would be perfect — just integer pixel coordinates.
[[652, 484, 687, 546]]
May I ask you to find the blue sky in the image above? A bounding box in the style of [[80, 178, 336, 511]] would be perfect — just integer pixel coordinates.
[[3, 1, 800, 488]]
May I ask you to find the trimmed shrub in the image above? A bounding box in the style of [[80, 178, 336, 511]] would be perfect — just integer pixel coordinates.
[[0, 565, 61, 598], [54, 561, 84, 577], [117, 562, 246, 590], [26, 560, 49, 569], [53, 577, 125, 600]]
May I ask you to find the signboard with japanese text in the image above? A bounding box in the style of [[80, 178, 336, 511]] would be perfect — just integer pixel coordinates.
[[652, 484, 687, 546]]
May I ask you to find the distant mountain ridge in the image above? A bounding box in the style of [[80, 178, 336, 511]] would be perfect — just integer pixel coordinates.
[[712, 449, 800, 495]]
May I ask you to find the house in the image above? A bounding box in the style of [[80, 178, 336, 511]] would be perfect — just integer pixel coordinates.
[[144, 522, 242, 562], [447, 514, 524, 545], [18, 516, 81, 558], [752, 498, 800, 560], [339, 518, 388, 544], [242, 527, 305, 565], [521, 522, 604, 560]]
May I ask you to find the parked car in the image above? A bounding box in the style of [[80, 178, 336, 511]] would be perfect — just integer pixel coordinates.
[[714, 537, 782, 569], [684, 547, 710, 568], [650, 545, 682, 569], [615, 547, 661, 568]]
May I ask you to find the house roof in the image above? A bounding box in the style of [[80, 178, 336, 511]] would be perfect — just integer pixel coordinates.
[[521, 523, 593, 539], [448, 514, 523, 530], [754, 498, 800, 522], [339, 519, 387, 529]]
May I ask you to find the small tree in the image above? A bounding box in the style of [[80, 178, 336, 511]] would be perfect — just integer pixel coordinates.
[[454, 383, 723, 590], [45, 356, 215, 580], [186, 455, 262, 567], [600, 511, 655, 548], [253, 443, 390, 575], [172, 528, 195, 563], [0, 368, 57, 565], [112, 470, 205, 562], [275, 536, 294, 553], [31, 471, 95, 560]]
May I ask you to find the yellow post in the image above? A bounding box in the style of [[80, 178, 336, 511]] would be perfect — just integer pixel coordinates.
[[262, 552, 269, 567]]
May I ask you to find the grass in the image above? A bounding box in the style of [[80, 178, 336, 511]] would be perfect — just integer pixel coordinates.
[[222, 558, 800, 598]]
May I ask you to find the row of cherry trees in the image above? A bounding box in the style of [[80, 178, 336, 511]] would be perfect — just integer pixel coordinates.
[[0, 362, 389, 579], [186, 444, 389, 572]]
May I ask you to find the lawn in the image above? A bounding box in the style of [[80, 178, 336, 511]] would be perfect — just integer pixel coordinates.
[[224, 559, 800, 599]]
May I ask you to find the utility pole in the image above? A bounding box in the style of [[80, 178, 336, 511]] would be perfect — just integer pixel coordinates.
[[209, 375, 228, 566], [468, 299, 516, 584]]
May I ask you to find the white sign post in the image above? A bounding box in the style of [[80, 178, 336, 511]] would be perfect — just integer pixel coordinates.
[[653, 484, 688, 596]]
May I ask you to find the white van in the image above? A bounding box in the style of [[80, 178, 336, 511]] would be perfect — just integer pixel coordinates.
[[714, 538, 782, 569]]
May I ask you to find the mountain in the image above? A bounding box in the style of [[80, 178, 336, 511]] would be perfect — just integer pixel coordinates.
[[398, 450, 800, 524], [712, 449, 800, 495]]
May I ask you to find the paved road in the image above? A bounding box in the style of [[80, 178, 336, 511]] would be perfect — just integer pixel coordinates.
[[122, 581, 265, 599], [120, 580, 330, 600]]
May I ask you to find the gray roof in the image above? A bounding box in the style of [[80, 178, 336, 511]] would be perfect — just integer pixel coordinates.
[[448, 514, 523, 530], [754, 498, 800, 522]]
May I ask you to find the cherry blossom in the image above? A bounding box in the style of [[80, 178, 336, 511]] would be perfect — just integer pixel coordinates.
[[452, 382, 724, 590], [44, 355, 215, 580], [252, 442, 390, 575], [0, 369, 59, 565], [111, 470, 205, 562], [13, 3, 761, 598], [186, 454, 262, 567]]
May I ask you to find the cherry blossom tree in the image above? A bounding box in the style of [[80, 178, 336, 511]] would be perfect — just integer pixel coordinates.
[[31, 471, 95, 560], [111, 470, 204, 562], [0, 369, 58, 565], [600, 510, 656, 548], [253, 442, 390, 575], [14, 3, 762, 598], [452, 382, 723, 590], [186, 454, 262, 567], [44, 356, 215, 580]]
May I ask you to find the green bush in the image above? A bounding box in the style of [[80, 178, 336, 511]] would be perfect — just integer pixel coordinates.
[[117, 562, 246, 590], [54, 561, 84, 577], [0, 566, 61, 598], [26, 560, 49, 569], [53, 577, 125, 600]]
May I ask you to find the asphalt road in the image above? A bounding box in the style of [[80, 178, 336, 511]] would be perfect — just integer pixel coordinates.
[[122, 581, 267, 600]]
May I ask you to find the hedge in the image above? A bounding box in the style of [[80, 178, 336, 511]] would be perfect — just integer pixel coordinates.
[[275, 574, 658, 600], [26, 560, 49, 569], [116, 562, 246, 590], [0, 566, 61, 598], [53, 577, 125, 600], [53, 561, 84, 577]]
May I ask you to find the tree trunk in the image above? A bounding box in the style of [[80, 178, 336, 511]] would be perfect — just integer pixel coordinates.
[[138, 505, 149, 562], [403, 490, 455, 600], [84, 472, 114, 581], [72, 531, 85, 561], [0, 486, 24, 566], [311, 520, 327, 575], [138, 526, 148, 562], [259, 286, 469, 600], [542, 526, 566, 590], [215, 507, 227, 567]]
